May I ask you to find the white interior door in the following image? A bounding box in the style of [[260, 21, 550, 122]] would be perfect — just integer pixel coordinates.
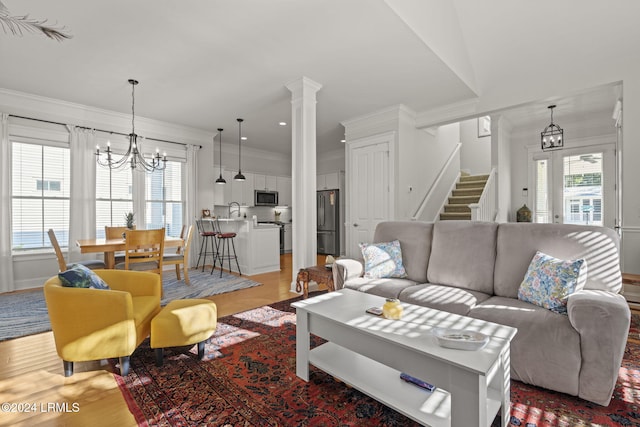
[[347, 140, 390, 257], [533, 143, 616, 228]]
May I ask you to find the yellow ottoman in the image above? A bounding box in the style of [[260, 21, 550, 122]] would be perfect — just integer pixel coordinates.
[[151, 299, 217, 366]]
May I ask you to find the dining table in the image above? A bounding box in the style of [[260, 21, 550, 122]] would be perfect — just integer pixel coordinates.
[[76, 235, 183, 269]]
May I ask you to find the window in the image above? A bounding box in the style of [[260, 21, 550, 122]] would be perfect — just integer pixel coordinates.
[[96, 166, 133, 238], [534, 158, 550, 223], [12, 142, 70, 250], [563, 154, 603, 226], [593, 199, 602, 222], [145, 161, 184, 237]]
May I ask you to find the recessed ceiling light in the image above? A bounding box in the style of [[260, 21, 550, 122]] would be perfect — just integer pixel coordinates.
[[279, 122, 287, 126], [340, 139, 346, 143], [241, 136, 247, 140]]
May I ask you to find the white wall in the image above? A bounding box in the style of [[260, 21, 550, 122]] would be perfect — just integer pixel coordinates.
[[411, 124, 461, 222], [317, 148, 345, 175], [460, 118, 491, 175]]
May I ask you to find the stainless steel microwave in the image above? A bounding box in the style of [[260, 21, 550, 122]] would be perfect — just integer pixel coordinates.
[[255, 190, 278, 206]]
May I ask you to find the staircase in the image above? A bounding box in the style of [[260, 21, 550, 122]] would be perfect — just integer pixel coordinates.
[[439, 173, 490, 220]]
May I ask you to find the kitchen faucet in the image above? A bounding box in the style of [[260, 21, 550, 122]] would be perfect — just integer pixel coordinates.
[[228, 202, 241, 218]]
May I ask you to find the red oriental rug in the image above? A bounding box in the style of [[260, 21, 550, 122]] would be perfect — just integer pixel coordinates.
[[115, 296, 640, 426]]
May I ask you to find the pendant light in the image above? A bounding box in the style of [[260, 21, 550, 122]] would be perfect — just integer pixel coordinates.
[[215, 128, 226, 184], [541, 105, 564, 151], [234, 118, 246, 181]]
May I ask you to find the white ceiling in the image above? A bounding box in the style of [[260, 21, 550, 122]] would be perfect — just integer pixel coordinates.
[[0, 0, 637, 154]]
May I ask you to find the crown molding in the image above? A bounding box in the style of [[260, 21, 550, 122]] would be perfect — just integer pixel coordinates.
[[342, 104, 416, 140], [0, 87, 212, 146], [284, 76, 323, 102], [220, 141, 290, 162]]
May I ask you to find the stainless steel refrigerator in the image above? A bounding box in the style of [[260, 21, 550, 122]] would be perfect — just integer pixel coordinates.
[[317, 189, 340, 255]]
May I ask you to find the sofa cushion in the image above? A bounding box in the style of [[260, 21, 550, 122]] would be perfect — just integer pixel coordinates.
[[373, 221, 433, 283], [343, 277, 416, 299], [469, 296, 581, 396], [427, 221, 498, 294], [518, 251, 587, 314], [398, 283, 491, 316], [494, 223, 621, 298], [359, 240, 407, 279]]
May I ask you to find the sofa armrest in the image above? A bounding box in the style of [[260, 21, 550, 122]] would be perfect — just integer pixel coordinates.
[[95, 269, 162, 298], [332, 258, 364, 290], [567, 290, 631, 405]]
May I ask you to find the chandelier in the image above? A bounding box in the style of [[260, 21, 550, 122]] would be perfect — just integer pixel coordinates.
[[96, 79, 167, 172], [541, 104, 564, 151]]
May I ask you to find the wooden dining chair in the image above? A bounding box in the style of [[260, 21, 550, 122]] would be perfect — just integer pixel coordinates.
[[48, 229, 106, 272], [162, 225, 194, 284], [175, 224, 187, 254], [115, 228, 165, 281], [105, 226, 133, 263]]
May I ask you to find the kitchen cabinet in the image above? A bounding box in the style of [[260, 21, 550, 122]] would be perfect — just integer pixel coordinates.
[[241, 172, 255, 206], [276, 176, 292, 206], [213, 166, 229, 206], [284, 223, 292, 252], [231, 171, 254, 206], [254, 174, 277, 191], [214, 219, 280, 274], [317, 172, 340, 190], [223, 169, 234, 204]]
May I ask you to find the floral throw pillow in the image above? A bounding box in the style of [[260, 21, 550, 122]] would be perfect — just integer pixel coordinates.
[[59, 263, 110, 290], [517, 251, 587, 314], [359, 240, 408, 279]]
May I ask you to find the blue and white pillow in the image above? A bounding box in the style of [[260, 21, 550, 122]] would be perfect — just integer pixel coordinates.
[[359, 240, 408, 279], [518, 251, 587, 314], [59, 264, 110, 290]]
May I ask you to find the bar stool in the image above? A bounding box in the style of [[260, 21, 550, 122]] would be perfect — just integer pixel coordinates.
[[195, 218, 218, 272], [211, 218, 241, 277]]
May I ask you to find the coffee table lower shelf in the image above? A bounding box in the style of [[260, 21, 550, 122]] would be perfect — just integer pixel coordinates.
[[310, 342, 503, 427]]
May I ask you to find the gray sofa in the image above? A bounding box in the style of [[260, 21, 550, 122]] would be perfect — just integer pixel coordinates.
[[333, 220, 630, 406]]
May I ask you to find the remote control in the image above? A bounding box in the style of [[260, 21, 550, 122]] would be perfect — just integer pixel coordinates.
[[400, 372, 436, 392]]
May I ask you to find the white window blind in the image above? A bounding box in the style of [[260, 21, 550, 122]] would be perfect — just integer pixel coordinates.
[[145, 160, 184, 237], [12, 141, 70, 250], [96, 166, 134, 237], [534, 158, 550, 223]]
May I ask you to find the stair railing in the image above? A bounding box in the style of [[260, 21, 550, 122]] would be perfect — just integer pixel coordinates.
[[469, 167, 497, 222], [411, 143, 461, 221]]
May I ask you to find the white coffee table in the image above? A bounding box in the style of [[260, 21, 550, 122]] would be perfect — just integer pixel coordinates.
[[292, 289, 517, 427]]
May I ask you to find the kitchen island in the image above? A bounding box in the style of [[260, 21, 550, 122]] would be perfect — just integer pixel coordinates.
[[206, 218, 280, 275]]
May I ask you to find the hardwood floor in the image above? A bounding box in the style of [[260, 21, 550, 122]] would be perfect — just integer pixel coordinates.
[[0, 253, 323, 427]]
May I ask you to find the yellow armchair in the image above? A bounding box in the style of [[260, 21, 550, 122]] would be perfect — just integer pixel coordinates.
[[43, 269, 162, 376]]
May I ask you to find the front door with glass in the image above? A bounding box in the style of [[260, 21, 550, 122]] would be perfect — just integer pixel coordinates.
[[532, 144, 616, 229]]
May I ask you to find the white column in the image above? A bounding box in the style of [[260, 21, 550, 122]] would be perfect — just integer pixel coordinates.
[[286, 77, 323, 292]]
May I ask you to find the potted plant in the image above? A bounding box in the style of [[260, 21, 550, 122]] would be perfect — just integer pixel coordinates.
[[123, 212, 135, 239], [125, 212, 135, 229]]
